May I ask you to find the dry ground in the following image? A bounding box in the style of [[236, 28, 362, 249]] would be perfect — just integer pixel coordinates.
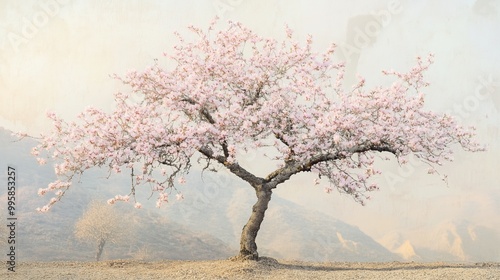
[[3, 258, 500, 279]]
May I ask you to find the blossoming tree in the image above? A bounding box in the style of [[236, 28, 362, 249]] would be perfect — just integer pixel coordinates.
[[30, 20, 481, 260]]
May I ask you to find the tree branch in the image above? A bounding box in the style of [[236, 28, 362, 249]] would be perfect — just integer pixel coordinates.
[[265, 143, 398, 187], [198, 146, 265, 186], [242, 82, 264, 107], [180, 97, 216, 125]]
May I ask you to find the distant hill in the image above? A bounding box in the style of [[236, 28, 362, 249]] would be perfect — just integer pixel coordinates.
[[430, 221, 500, 262], [378, 221, 500, 262]]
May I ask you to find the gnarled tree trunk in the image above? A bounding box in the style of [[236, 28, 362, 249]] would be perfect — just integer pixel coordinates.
[[238, 185, 272, 260]]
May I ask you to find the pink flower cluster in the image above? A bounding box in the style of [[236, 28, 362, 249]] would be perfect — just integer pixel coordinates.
[[107, 195, 130, 205]]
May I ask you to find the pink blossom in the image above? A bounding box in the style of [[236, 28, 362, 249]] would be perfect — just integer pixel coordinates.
[[178, 177, 186, 184], [37, 188, 47, 196]]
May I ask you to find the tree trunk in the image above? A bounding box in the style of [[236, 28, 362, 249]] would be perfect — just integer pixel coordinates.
[[95, 239, 106, 261], [238, 185, 272, 260]]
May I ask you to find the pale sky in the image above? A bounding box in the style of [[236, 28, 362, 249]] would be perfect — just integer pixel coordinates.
[[1, 0, 499, 260]]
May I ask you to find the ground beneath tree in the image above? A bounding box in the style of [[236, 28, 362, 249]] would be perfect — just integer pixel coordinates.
[[3, 258, 500, 279]]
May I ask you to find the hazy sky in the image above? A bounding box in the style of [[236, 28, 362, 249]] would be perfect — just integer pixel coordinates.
[[1, 0, 499, 258]]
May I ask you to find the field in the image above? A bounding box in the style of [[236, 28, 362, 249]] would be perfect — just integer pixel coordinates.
[[3, 258, 500, 279]]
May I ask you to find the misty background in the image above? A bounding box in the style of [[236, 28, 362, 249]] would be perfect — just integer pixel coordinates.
[[0, 0, 499, 262]]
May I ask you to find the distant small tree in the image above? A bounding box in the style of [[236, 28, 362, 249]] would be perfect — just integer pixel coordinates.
[[31, 20, 482, 260], [74, 200, 130, 261]]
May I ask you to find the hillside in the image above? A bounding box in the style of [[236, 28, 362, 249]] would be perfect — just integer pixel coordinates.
[[378, 221, 500, 262]]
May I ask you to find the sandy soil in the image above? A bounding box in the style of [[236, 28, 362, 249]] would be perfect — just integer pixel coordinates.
[[3, 258, 500, 279]]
